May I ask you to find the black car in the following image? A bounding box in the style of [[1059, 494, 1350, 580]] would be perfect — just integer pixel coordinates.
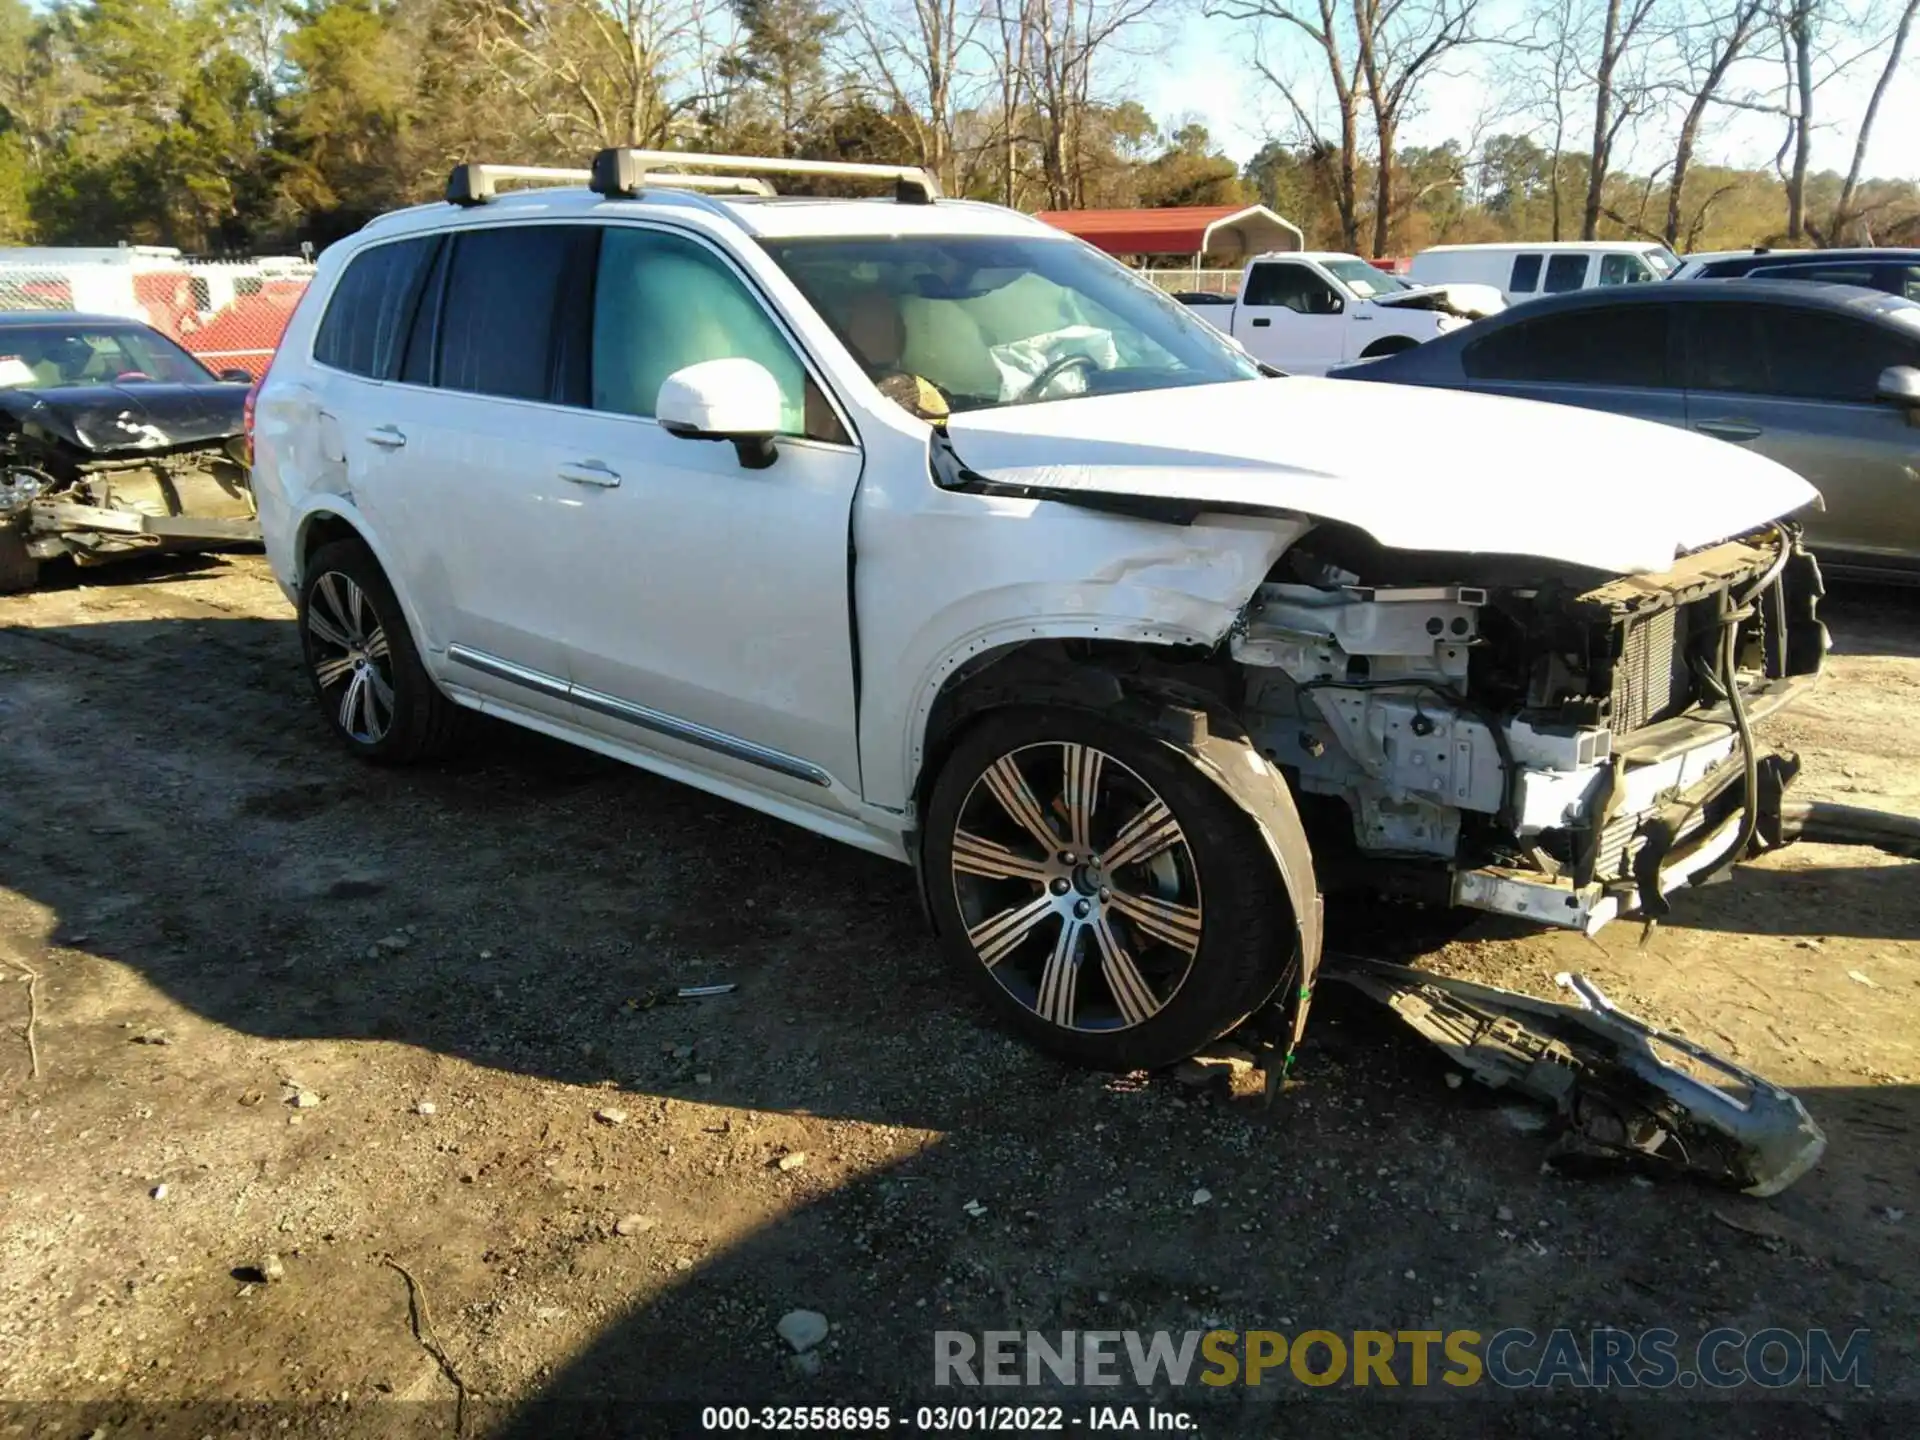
[[0, 311, 259, 592], [1673, 246, 1920, 301], [1329, 280, 1920, 582]]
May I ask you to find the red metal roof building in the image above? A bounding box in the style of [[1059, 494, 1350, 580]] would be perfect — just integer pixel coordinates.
[[1035, 204, 1305, 263]]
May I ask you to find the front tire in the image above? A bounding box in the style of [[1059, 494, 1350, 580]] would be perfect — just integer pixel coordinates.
[[924, 707, 1293, 1070], [299, 538, 460, 764]]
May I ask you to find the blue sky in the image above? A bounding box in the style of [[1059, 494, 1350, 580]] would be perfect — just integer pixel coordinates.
[[1138, 10, 1919, 182]]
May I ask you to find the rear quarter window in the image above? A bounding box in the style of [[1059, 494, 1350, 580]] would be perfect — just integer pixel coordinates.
[[1464, 304, 1672, 387], [312, 237, 435, 379]]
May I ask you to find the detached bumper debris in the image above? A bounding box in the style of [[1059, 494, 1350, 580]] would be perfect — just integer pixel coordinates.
[[1327, 957, 1826, 1197]]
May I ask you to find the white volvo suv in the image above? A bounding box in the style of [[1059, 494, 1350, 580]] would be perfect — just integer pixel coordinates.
[[251, 150, 1828, 1072]]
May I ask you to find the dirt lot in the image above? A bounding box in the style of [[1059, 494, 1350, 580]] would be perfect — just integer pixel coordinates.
[[1, 553, 1917, 1438]]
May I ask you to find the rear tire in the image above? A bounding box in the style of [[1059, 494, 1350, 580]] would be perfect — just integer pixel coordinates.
[[299, 538, 461, 764], [923, 706, 1293, 1070], [0, 531, 38, 594]]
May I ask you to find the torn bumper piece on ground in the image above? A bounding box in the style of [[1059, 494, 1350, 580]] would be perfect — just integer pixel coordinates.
[[1327, 957, 1826, 1197]]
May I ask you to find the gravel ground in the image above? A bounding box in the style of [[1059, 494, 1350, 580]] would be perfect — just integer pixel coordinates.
[[1, 553, 1917, 1439]]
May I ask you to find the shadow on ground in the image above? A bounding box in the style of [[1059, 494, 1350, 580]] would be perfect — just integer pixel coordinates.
[[2, 604, 1917, 1437]]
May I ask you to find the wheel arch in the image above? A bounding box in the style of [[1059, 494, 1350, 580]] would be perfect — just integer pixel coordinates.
[[1360, 334, 1421, 359], [291, 501, 439, 670], [906, 639, 1324, 1055]]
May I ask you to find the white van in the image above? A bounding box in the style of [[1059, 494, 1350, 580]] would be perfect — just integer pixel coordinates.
[[1408, 242, 1678, 303]]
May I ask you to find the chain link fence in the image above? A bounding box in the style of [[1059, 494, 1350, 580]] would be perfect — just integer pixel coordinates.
[[1139, 267, 1243, 297], [0, 258, 314, 379]]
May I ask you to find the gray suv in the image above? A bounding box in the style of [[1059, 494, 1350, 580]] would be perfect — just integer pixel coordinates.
[[1332, 280, 1920, 582]]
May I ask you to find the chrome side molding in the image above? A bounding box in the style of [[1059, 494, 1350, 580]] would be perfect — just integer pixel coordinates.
[[447, 643, 833, 788]]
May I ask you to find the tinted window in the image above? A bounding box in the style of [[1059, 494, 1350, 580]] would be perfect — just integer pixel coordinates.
[[1751, 262, 1920, 300], [1509, 254, 1543, 292], [1542, 254, 1589, 293], [593, 228, 816, 436], [1464, 304, 1672, 387], [1241, 262, 1341, 313], [1688, 302, 1920, 401], [314, 237, 433, 379], [435, 226, 589, 402]]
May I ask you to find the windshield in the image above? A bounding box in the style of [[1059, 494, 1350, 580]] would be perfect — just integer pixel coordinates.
[[1645, 249, 1680, 278], [759, 235, 1260, 416], [1321, 258, 1409, 297], [0, 324, 212, 389]]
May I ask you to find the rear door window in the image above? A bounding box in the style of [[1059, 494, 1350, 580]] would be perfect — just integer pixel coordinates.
[[1542, 254, 1589, 293], [1508, 254, 1542, 292], [1464, 304, 1672, 387], [434, 225, 596, 403], [1686, 302, 1920, 402], [313, 237, 435, 379]]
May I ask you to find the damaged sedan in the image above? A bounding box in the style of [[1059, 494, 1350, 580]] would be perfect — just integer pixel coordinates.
[[0, 312, 259, 593], [253, 151, 1850, 1116]]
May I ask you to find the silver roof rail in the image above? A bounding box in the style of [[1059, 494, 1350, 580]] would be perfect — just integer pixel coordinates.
[[591, 149, 941, 205], [447, 162, 778, 207], [447, 164, 592, 207]]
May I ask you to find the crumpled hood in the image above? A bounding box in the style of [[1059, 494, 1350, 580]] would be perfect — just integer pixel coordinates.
[[1372, 282, 1506, 319], [942, 377, 1821, 576], [7, 383, 246, 455]]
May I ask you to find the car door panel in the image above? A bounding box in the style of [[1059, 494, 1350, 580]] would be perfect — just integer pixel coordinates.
[[1681, 300, 1920, 563], [380, 222, 597, 722], [557, 224, 865, 802], [1233, 262, 1344, 373]]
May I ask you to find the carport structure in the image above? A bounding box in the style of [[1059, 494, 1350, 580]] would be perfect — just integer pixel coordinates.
[[1035, 204, 1305, 266]]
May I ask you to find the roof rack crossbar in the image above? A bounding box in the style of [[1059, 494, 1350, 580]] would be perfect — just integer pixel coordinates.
[[448, 164, 593, 207], [590, 149, 941, 205]]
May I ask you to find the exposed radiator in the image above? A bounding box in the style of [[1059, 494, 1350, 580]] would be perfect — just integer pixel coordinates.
[[1611, 606, 1690, 734]]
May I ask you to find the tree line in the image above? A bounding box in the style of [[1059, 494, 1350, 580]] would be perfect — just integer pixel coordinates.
[[0, 0, 1914, 257]]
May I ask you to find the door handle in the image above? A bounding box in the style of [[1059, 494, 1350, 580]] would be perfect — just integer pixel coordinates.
[[365, 425, 407, 450], [1250, 317, 1271, 328], [1695, 419, 1762, 442], [557, 461, 621, 488]]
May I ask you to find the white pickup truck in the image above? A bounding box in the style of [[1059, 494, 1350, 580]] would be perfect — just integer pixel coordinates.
[[1185, 251, 1504, 374]]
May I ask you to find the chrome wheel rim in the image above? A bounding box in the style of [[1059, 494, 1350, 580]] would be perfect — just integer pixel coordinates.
[[950, 742, 1203, 1032], [306, 572, 395, 745]]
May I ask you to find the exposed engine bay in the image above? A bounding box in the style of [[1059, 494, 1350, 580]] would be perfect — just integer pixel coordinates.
[[0, 388, 258, 592], [1231, 521, 1826, 932]]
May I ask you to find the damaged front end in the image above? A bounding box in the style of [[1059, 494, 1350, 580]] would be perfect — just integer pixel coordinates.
[[1, 387, 258, 591], [1232, 522, 1827, 933]]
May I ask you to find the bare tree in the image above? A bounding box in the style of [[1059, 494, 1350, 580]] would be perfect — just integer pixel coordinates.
[[848, 0, 987, 190], [1353, 0, 1480, 256], [987, 0, 1032, 204], [1778, 0, 1816, 238], [1581, 0, 1665, 239], [1828, 0, 1918, 242], [467, 0, 718, 151], [1022, 0, 1161, 208], [1210, 0, 1366, 249], [1664, 0, 1767, 247]]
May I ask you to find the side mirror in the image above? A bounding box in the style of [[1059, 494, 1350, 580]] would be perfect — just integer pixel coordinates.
[[1875, 364, 1920, 411], [657, 357, 783, 469], [217, 367, 254, 383]]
